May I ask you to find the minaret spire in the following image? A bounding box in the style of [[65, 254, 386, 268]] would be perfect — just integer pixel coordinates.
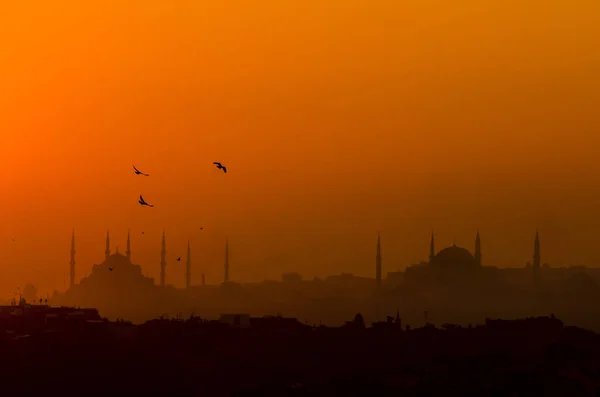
[[224, 238, 229, 283], [375, 233, 382, 288], [185, 240, 191, 289], [429, 231, 435, 264], [533, 229, 540, 286], [160, 230, 166, 287], [474, 230, 482, 266], [69, 229, 76, 288], [105, 229, 110, 261], [126, 229, 131, 261]]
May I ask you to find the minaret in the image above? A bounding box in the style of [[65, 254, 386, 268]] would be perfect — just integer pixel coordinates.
[[375, 233, 382, 288], [533, 230, 540, 285], [69, 230, 76, 288], [474, 230, 482, 266], [105, 230, 111, 261], [185, 240, 191, 289], [224, 238, 229, 283], [126, 230, 131, 261], [429, 231, 435, 264], [160, 230, 166, 287]]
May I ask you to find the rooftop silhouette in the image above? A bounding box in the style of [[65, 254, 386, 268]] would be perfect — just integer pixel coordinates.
[[0, 302, 596, 396]]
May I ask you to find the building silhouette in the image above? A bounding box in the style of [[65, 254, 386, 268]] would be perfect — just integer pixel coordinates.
[[402, 230, 553, 294], [429, 231, 435, 264], [186, 241, 191, 289], [126, 230, 131, 262], [376, 233, 382, 288], [474, 230, 482, 266], [59, 230, 157, 321], [105, 230, 111, 261], [160, 230, 167, 288], [224, 238, 229, 283], [69, 230, 76, 288], [405, 231, 486, 288], [533, 230, 541, 286], [54, 225, 600, 334]]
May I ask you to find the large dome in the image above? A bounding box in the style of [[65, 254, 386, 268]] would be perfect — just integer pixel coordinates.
[[430, 245, 476, 269], [101, 252, 132, 267]]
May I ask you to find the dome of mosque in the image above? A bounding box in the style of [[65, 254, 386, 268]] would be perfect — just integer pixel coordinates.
[[430, 245, 477, 269], [89, 250, 143, 280], [103, 251, 131, 266]]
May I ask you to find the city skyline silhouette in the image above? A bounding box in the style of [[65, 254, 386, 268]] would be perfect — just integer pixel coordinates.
[[2, 1, 600, 394], [2, 1, 600, 296]]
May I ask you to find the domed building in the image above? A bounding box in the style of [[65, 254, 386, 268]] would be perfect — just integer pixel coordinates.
[[404, 231, 484, 287], [56, 231, 165, 321], [429, 245, 478, 270], [78, 231, 156, 291], [52, 229, 206, 322], [82, 248, 155, 290]]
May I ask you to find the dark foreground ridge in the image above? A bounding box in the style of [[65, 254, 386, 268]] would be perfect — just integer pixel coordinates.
[[1, 304, 600, 396]]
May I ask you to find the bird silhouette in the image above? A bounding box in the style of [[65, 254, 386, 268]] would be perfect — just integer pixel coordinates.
[[133, 165, 149, 176], [141, 232, 145, 235], [139, 195, 154, 207], [177, 257, 181, 261], [213, 162, 227, 173], [200, 227, 203, 230], [108, 268, 113, 272]]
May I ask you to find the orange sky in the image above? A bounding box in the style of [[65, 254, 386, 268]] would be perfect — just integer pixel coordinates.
[[1, 0, 600, 295]]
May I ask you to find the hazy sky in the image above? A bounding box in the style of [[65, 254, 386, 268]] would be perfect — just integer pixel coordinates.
[[1, 0, 600, 295]]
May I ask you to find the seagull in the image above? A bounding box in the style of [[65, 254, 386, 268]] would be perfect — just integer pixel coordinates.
[[108, 268, 113, 272], [133, 165, 149, 176], [213, 162, 227, 173], [139, 195, 154, 207], [177, 257, 181, 261]]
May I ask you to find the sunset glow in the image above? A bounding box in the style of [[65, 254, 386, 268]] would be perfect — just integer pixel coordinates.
[[1, 0, 600, 295]]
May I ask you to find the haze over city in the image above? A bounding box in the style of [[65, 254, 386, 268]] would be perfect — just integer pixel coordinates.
[[1, 0, 600, 296]]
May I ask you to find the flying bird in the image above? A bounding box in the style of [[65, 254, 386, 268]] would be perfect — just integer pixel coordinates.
[[200, 227, 203, 230], [108, 268, 113, 272], [139, 195, 154, 207], [213, 162, 227, 173], [133, 165, 149, 176], [177, 257, 181, 262]]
